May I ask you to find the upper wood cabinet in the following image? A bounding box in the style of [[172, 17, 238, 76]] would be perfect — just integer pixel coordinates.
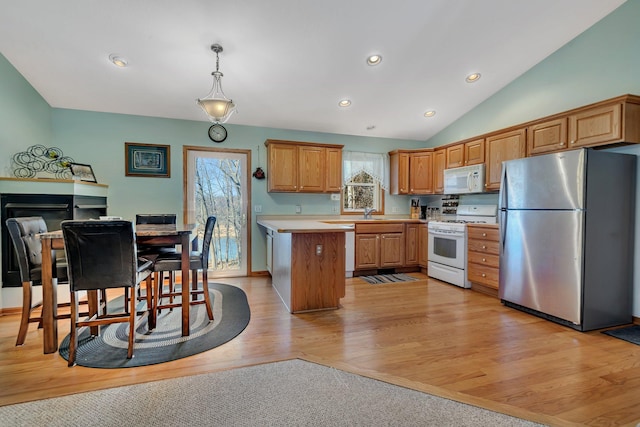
[[527, 117, 567, 155], [325, 147, 343, 192], [389, 149, 433, 195], [389, 151, 410, 194], [445, 139, 485, 169], [485, 128, 526, 191], [445, 144, 464, 169], [528, 96, 640, 156], [265, 140, 344, 193], [432, 148, 446, 194], [409, 151, 433, 194], [465, 139, 485, 165]]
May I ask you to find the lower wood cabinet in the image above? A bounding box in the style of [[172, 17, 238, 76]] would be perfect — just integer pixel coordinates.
[[272, 231, 345, 313], [467, 224, 500, 295], [355, 223, 405, 270]]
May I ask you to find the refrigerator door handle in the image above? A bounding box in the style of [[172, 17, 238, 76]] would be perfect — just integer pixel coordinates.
[[499, 210, 507, 251]]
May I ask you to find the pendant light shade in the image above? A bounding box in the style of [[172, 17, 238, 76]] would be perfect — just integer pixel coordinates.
[[197, 44, 237, 123]]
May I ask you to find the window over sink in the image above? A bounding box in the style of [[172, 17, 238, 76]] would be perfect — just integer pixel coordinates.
[[342, 151, 387, 215]]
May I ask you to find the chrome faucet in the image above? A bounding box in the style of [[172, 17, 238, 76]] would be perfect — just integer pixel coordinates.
[[364, 207, 377, 219]]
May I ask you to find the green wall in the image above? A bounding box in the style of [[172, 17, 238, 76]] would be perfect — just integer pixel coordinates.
[[426, 0, 640, 147], [0, 54, 52, 174], [0, 55, 424, 273], [425, 0, 640, 316]]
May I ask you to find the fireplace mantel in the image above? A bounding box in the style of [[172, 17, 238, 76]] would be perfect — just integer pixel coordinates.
[[0, 177, 108, 197]]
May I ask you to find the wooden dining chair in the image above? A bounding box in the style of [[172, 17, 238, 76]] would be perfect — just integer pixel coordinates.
[[5, 216, 89, 346], [152, 216, 216, 321], [61, 220, 153, 366]]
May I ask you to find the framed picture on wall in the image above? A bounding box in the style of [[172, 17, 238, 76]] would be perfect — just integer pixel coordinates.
[[69, 163, 97, 183], [125, 142, 170, 178]]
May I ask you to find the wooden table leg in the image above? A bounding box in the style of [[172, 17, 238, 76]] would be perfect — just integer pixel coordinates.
[[41, 238, 58, 354], [181, 233, 190, 336]]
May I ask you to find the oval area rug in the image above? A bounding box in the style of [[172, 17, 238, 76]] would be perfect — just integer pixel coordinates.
[[58, 283, 250, 368]]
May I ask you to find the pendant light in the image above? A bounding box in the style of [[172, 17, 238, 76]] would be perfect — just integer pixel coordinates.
[[197, 44, 237, 123]]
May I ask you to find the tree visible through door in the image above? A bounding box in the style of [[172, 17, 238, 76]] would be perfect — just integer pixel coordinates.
[[185, 147, 249, 277]]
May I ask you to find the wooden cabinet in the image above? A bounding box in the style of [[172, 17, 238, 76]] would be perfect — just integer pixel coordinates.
[[432, 148, 446, 194], [528, 96, 640, 156], [568, 102, 626, 148], [409, 151, 433, 194], [389, 151, 410, 195], [485, 128, 526, 191], [445, 139, 485, 169], [446, 144, 464, 169], [467, 224, 500, 296], [354, 223, 405, 270], [527, 117, 568, 155], [404, 223, 419, 266], [271, 230, 345, 313], [418, 223, 429, 268], [265, 140, 344, 193], [389, 149, 433, 195], [464, 138, 485, 165], [325, 147, 343, 192]]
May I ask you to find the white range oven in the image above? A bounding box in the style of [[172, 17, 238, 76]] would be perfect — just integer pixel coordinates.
[[427, 205, 497, 288]]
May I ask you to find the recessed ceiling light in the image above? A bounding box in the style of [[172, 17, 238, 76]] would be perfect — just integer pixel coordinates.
[[366, 54, 382, 66], [424, 110, 436, 118], [465, 73, 481, 83], [338, 99, 352, 107], [109, 54, 128, 68]]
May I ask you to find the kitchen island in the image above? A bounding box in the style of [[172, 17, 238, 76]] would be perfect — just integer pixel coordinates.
[[257, 217, 353, 313], [257, 215, 426, 313]]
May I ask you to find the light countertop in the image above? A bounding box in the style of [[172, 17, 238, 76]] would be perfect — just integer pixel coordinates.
[[257, 215, 426, 233]]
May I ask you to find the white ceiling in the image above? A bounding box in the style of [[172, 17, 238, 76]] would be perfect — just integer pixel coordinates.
[[0, 0, 627, 141]]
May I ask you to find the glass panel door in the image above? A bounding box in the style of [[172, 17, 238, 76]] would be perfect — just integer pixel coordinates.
[[185, 147, 250, 277]]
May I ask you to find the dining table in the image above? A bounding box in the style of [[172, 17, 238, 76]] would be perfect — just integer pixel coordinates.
[[39, 222, 196, 354]]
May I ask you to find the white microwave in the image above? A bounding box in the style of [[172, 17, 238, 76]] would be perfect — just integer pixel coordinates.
[[443, 164, 485, 194]]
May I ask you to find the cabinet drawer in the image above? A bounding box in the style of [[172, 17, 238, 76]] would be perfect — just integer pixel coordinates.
[[468, 251, 499, 268], [467, 239, 499, 255], [467, 227, 499, 241], [467, 264, 499, 288], [355, 223, 404, 234]]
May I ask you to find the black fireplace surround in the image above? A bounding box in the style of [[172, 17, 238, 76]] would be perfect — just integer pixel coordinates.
[[1, 193, 107, 288]]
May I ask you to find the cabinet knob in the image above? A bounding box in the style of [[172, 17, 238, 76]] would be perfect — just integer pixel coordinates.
[[482, 233, 487, 237], [570, 140, 575, 145], [482, 273, 486, 277], [482, 245, 486, 249], [482, 258, 486, 262], [560, 142, 565, 146]]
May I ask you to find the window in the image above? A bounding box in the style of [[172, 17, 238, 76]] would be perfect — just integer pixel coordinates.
[[342, 151, 387, 215]]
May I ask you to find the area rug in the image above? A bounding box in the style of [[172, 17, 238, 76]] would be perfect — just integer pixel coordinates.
[[0, 359, 545, 426], [602, 324, 640, 345], [359, 273, 420, 284], [58, 283, 250, 368]]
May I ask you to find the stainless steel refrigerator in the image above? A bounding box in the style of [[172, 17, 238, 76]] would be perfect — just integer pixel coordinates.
[[499, 148, 636, 331]]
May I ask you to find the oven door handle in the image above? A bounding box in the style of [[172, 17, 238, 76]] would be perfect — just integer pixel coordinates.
[[428, 229, 464, 238]]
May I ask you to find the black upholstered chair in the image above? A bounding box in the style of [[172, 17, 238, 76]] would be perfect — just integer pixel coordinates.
[[135, 214, 178, 258], [5, 216, 88, 346], [152, 216, 216, 321], [61, 220, 153, 367]]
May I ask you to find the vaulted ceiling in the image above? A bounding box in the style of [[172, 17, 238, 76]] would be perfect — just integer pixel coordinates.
[[0, 0, 627, 141]]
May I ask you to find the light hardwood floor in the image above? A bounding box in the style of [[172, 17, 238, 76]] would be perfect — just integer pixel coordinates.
[[1, 274, 639, 427]]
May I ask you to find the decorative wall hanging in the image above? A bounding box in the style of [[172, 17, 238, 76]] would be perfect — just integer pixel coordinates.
[[125, 142, 171, 178], [11, 145, 75, 179], [252, 145, 265, 180], [69, 163, 97, 183]]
